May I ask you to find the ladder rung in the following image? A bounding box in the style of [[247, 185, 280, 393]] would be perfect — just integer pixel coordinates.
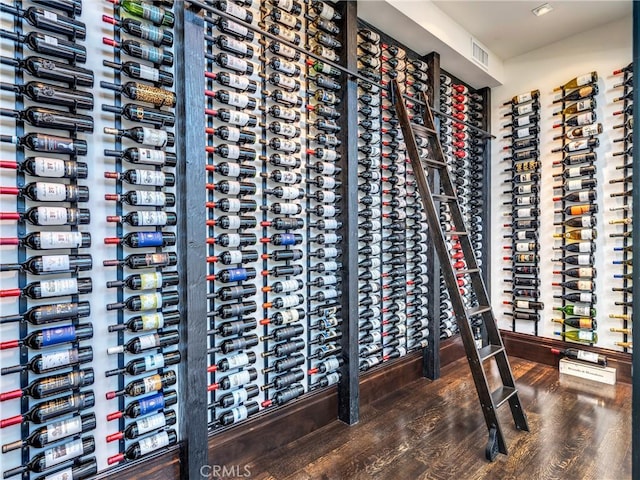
[[411, 124, 438, 136], [443, 230, 468, 236], [422, 158, 448, 169], [455, 268, 480, 276], [478, 344, 505, 362], [491, 386, 518, 409], [466, 305, 492, 317], [432, 194, 457, 202]]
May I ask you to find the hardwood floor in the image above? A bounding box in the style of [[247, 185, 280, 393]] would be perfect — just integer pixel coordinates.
[[240, 357, 632, 480]]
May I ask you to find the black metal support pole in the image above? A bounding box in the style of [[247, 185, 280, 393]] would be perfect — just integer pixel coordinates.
[[337, 0, 360, 425], [632, 3, 639, 480], [175, 6, 209, 479], [478, 86, 492, 297], [423, 51, 441, 380]]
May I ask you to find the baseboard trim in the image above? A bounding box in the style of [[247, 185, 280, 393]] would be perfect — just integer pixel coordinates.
[[501, 330, 632, 384]]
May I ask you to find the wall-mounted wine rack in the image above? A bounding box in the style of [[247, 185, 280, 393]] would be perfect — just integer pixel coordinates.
[[501, 89, 542, 334], [609, 62, 634, 352]]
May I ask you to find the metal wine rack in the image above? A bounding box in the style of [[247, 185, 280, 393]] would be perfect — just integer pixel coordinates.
[[501, 89, 542, 333], [609, 62, 634, 351], [552, 71, 600, 346]]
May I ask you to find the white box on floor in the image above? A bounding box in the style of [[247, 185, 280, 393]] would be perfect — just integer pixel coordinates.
[[559, 358, 617, 385]]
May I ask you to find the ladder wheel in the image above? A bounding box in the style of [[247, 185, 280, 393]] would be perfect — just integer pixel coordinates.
[[485, 425, 499, 462]]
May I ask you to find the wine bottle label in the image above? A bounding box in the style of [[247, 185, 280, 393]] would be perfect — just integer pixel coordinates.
[[223, 234, 241, 247], [35, 182, 67, 202], [136, 233, 166, 248], [321, 247, 339, 258], [224, 55, 248, 72], [43, 9, 58, 20], [276, 139, 298, 153], [223, 19, 248, 37], [576, 350, 599, 363], [134, 169, 166, 186], [224, 128, 241, 143], [276, 186, 300, 200], [515, 196, 532, 206], [41, 278, 79, 298], [274, 123, 296, 138], [318, 275, 338, 286], [575, 191, 590, 202], [516, 115, 532, 127], [141, 312, 165, 330], [515, 92, 532, 104], [228, 110, 250, 126], [319, 206, 337, 218], [321, 288, 338, 299], [138, 148, 167, 165], [227, 91, 249, 108], [277, 279, 300, 292], [226, 181, 243, 195], [47, 416, 83, 442], [135, 191, 167, 206], [231, 405, 249, 423], [226, 352, 250, 369], [318, 176, 337, 188], [566, 180, 583, 191], [140, 374, 163, 394], [278, 43, 297, 60], [223, 250, 243, 263], [42, 34, 58, 46], [136, 412, 167, 435], [32, 157, 65, 177], [138, 431, 170, 456], [138, 64, 161, 82], [577, 292, 593, 303], [41, 254, 71, 273], [575, 280, 592, 290], [279, 309, 300, 324], [516, 103, 534, 116], [320, 191, 337, 203], [43, 467, 74, 480], [138, 333, 161, 350], [276, 0, 294, 11], [138, 211, 168, 226], [227, 73, 250, 91], [515, 231, 529, 240], [228, 388, 249, 406], [575, 112, 593, 126], [516, 127, 532, 139], [224, 2, 246, 19], [315, 162, 335, 175], [227, 268, 248, 282], [369, 331, 382, 343], [514, 208, 532, 218], [569, 305, 590, 316], [277, 10, 298, 28], [42, 325, 76, 346], [138, 392, 165, 415], [278, 295, 303, 308], [318, 2, 335, 19], [228, 370, 252, 388], [44, 438, 84, 468], [138, 292, 163, 310], [138, 23, 163, 44], [275, 58, 297, 75], [516, 185, 532, 195], [323, 372, 340, 387], [137, 272, 162, 290], [39, 232, 83, 249], [140, 3, 163, 23], [320, 219, 338, 230], [577, 331, 594, 342], [579, 229, 593, 240]]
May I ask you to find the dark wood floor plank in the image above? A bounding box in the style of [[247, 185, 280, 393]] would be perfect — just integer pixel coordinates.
[[247, 357, 631, 480]]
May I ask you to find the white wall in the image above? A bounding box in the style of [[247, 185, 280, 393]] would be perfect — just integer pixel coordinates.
[[490, 16, 633, 351]]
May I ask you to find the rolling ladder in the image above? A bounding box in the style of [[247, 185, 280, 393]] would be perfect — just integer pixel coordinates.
[[389, 79, 529, 460]]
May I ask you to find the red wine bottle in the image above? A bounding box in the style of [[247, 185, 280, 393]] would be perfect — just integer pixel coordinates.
[[550, 347, 606, 366], [0, 323, 92, 350], [106, 211, 177, 227], [108, 310, 180, 333], [104, 232, 177, 249], [0, 55, 93, 87], [2, 436, 95, 477], [107, 429, 176, 465], [0, 182, 89, 202], [105, 190, 175, 207], [103, 59, 173, 87], [106, 390, 177, 421], [102, 102, 175, 127], [106, 410, 176, 442], [0, 391, 94, 427], [32, 458, 97, 480], [1, 413, 95, 453], [106, 370, 176, 399], [106, 291, 179, 312], [0, 368, 93, 403], [1, 346, 93, 375], [0, 254, 92, 275], [0, 301, 90, 326], [0, 277, 92, 300], [33, 0, 82, 16], [0, 4, 86, 39], [104, 126, 175, 149], [0, 81, 93, 110], [1, 105, 93, 132], [105, 350, 181, 377], [0, 156, 88, 179], [204, 71, 258, 93], [104, 168, 175, 186], [0, 132, 87, 155], [0, 29, 86, 63], [106, 330, 180, 355]]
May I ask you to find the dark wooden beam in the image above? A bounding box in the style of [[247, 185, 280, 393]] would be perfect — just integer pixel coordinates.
[[632, 4, 639, 479]]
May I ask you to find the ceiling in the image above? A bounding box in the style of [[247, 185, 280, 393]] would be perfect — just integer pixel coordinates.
[[431, 0, 632, 60]]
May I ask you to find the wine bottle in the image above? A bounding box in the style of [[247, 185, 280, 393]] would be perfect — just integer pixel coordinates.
[[106, 371, 176, 399], [106, 271, 179, 291], [215, 0, 253, 22], [104, 59, 173, 87], [106, 390, 178, 421], [0, 55, 93, 87], [102, 103, 175, 127], [0, 29, 87, 63], [104, 233, 177, 249], [503, 90, 540, 106], [1, 323, 93, 350], [551, 138, 599, 153], [0, 81, 93, 110], [106, 291, 179, 312], [553, 111, 596, 128], [0, 277, 92, 300], [551, 317, 597, 329], [104, 169, 175, 186], [209, 351, 256, 373], [1, 414, 95, 453], [553, 229, 597, 241], [1, 346, 93, 376], [0, 156, 88, 180], [552, 190, 597, 203], [106, 211, 177, 227], [553, 304, 596, 317], [503, 300, 544, 310], [104, 147, 177, 167], [0, 4, 85, 39], [3, 436, 95, 477], [108, 310, 180, 334], [111, 0, 175, 27], [205, 71, 258, 93], [0, 301, 90, 326], [101, 81, 176, 107], [553, 267, 595, 279], [554, 330, 597, 344], [553, 84, 598, 103], [106, 410, 177, 443], [550, 347, 606, 366], [554, 98, 596, 116], [103, 37, 174, 66], [103, 15, 172, 46], [1, 254, 92, 275], [216, 16, 255, 41], [0, 368, 93, 402], [107, 330, 180, 355], [554, 72, 598, 91], [0, 106, 93, 132], [105, 190, 175, 207], [1, 182, 89, 203], [107, 429, 176, 465]]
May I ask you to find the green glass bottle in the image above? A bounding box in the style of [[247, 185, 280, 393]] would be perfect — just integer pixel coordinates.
[[118, 0, 175, 27], [553, 304, 596, 317], [554, 330, 598, 344], [309, 60, 341, 77]]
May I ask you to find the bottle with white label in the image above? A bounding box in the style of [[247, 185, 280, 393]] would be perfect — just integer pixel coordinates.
[[107, 429, 177, 465], [0, 254, 92, 275], [215, 402, 259, 426], [0, 277, 92, 300]]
